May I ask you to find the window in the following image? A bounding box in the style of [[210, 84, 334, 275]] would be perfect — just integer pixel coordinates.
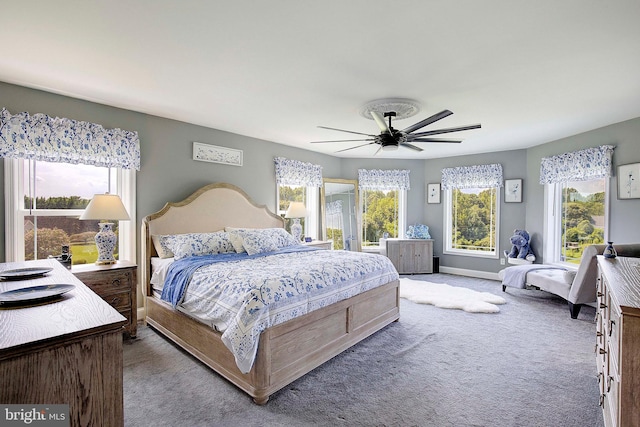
[[540, 145, 613, 265], [444, 187, 500, 257], [276, 184, 319, 239], [441, 163, 503, 258], [274, 157, 322, 240], [361, 188, 407, 247], [358, 169, 410, 249], [5, 159, 136, 264], [544, 178, 607, 264]]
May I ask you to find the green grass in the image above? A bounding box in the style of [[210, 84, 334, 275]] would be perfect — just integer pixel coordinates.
[[70, 244, 97, 265]]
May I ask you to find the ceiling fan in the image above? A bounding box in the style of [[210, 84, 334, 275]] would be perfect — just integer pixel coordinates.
[[311, 110, 481, 154]]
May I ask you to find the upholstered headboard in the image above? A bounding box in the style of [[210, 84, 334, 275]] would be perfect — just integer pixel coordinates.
[[141, 182, 284, 296]]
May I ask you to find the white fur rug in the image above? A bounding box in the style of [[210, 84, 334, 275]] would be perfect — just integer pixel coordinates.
[[399, 278, 507, 313]]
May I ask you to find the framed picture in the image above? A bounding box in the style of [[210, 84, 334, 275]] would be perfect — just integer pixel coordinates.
[[617, 163, 640, 199], [193, 142, 243, 167], [504, 179, 522, 203], [427, 183, 441, 204]]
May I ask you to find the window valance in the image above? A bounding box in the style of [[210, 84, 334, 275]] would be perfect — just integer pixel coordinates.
[[441, 163, 503, 190], [0, 108, 140, 170], [358, 169, 410, 191], [274, 157, 323, 187], [539, 145, 614, 184], [326, 200, 343, 215]]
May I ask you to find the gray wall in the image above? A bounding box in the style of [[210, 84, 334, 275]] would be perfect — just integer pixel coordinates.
[[2, 80, 640, 279]]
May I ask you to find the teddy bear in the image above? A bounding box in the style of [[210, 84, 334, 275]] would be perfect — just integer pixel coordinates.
[[504, 229, 536, 262]]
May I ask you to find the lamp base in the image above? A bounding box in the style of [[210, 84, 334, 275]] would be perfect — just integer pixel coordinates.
[[94, 222, 118, 265], [290, 218, 303, 242]]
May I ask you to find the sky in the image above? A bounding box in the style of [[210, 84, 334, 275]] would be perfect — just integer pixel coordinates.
[[28, 161, 110, 199]]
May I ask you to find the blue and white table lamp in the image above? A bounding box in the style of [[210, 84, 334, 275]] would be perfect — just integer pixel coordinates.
[[285, 202, 307, 242], [80, 193, 130, 265]]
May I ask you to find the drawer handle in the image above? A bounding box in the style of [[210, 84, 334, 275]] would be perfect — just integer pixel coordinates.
[[109, 296, 120, 305], [599, 302, 607, 309], [609, 320, 615, 337], [607, 376, 614, 392], [111, 279, 122, 287], [599, 394, 604, 407], [597, 291, 604, 298], [598, 348, 607, 355], [596, 331, 603, 337]]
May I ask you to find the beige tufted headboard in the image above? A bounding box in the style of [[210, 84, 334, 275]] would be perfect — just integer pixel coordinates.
[[141, 182, 284, 297]]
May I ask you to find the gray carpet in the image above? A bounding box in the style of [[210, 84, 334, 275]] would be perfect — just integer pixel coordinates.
[[123, 273, 604, 427]]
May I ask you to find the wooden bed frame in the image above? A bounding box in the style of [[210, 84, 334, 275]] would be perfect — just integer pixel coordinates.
[[141, 183, 400, 404]]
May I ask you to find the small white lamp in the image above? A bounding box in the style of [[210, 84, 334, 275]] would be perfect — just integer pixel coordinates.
[[80, 193, 130, 265], [285, 202, 308, 242]]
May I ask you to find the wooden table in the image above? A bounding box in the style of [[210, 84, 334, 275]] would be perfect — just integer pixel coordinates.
[[0, 259, 126, 427]]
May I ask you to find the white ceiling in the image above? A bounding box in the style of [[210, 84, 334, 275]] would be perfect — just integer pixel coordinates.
[[2, 1, 639, 159]]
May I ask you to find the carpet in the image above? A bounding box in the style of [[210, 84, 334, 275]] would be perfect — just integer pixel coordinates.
[[399, 277, 507, 313]]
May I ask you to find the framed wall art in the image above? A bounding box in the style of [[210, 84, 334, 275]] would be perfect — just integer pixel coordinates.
[[504, 179, 522, 203], [193, 142, 243, 167], [617, 162, 640, 199], [427, 183, 441, 204]]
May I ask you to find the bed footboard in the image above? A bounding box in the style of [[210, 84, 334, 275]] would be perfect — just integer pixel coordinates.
[[145, 279, 399, 404]]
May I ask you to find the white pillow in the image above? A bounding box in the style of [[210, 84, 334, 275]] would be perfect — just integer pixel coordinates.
[[161, 231, 235, 260]]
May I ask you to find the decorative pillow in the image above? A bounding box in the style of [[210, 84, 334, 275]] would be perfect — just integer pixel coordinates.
[[152, 234, 177, 259], [167, 232, 235, 260], [226, 228, 298, 255]]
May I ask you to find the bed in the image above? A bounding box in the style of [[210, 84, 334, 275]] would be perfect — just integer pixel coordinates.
[[141, 182, 400, 404]]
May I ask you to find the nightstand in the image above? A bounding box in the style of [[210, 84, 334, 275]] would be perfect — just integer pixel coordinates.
[[303, 240, 332, 250], [72, 261, 137, 338]]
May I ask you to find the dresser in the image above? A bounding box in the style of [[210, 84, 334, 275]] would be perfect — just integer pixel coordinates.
[[385, 239, 434, 274], [72, 261, 137, 338], [0, 259, 126, 427], [596, 255, 640, 427]]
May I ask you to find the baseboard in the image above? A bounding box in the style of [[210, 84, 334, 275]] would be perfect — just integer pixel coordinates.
[[439, 266, 501, 281], [138, 306, 146, 322]]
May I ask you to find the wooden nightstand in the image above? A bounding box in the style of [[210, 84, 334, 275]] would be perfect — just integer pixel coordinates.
[[72, 261, 137, 338], [303, 240, 332, 250]]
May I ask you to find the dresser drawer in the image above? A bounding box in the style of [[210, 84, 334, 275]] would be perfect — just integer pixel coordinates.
[[76, 269, 133, 297], [102, 292, 131, 310]]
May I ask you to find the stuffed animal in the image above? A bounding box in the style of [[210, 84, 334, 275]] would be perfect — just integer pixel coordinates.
[[504, 229, 536, 262]]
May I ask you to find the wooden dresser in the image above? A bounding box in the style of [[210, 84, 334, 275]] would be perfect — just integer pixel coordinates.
[[385, 239, 434, 274], [0, 259, 126, 427], [72, 261, 137, 338], [596, 255, 640, 427]]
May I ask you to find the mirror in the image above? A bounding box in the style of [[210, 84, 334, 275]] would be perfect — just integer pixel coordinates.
[[321, 178, 360, 251]]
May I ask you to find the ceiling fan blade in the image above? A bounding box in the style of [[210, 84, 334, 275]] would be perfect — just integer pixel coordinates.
[[317, 126, 375, 137], [310, 138, 376, 143], [401, 110, 453, 134], [409, 137, 462, 143], [399, 142, 424, 152], [335, 142, 376, 153], [373, 145, 383, 156], [409, 123, 482, 137], [370, 111, 391, 134]]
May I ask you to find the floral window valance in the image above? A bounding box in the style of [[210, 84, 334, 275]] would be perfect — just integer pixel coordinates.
[[358, 169, 410, 191], [274, 157, 323, 187], [0, 108, 140, 170], [326, 199, 343, 215], [539, 145, 614, 184], [441, 163, 503, 190]]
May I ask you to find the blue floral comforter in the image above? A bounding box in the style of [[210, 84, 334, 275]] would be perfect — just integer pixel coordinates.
[[161, 247, 399, 373]]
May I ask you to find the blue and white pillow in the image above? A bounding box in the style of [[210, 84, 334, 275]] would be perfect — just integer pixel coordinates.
[[226, 228, 298, 255], [153, 231, 235, 260]]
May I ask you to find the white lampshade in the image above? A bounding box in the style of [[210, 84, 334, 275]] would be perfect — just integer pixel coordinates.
[[80, 193, 130, 221], [285, 202, 308, 219]]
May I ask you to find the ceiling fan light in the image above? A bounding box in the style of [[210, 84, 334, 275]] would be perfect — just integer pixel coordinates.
[[382, 144, 398, 151]]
